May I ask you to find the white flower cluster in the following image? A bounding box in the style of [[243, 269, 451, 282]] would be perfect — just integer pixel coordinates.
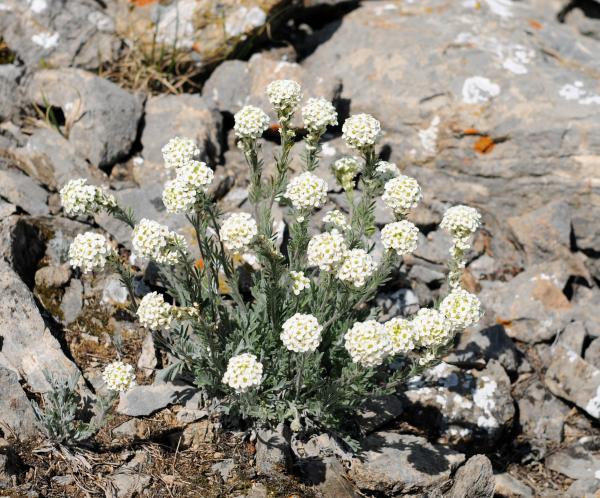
[[266, 80, 302, 120], [332, 156, 361, 191], [60, 178, 116, 217], [385, 317, 417, 354], [412, 308, 453, 347], [342, 113, 381, 150], [344, 320, 391, 368], [440, 288, 482, 329], [162, 160, 214, 214], [234, 105, 270, 141], [337, 248, 377, 288], [375, 160, 400, 181], [307, 229, 348, 272], [220, 212, 258, 252], [290, 270, 310, 296], [137, 292, 173, 330], [280, 313, 323, 353], [382, 175, 422, 217], [132, 219, 186, 265], [381, 220, 419, 256], [69, 232, 112, 273], [322, 209, 349, 230], [161, 137, 200, 169], [222, 353, 263, 393], [102, 361, 136, 392], [440, 205, 482, 249], [284, 172, 328, 212], [302, 97, 338, 134]]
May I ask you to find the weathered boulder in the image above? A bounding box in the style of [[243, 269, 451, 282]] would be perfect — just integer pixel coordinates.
[[0, 259, 82, 392], [0, 65, 22, 121], [0, 0, 120, 70], [0, 366, 38, 440], [585, 337, 600, 369], [445, 454, 495, 498], [28, 69, 143, 168], [0, 161, 49, 216], [0, 216, 46, 286], [349, 432, 465, 494], [117, 381, 198, 417], [545, 345, 600, 419], [493, 472, 534, 498], [255, 423, 292, 474], [546, 437, 600, 480]]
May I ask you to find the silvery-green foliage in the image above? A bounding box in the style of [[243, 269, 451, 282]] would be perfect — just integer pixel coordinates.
[[60, 81, 482, 447]]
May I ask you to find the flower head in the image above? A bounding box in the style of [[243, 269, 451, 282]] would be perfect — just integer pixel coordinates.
[[290, 270, 310, 296], [302, 97, 338, 134], [281, 313, 323, 353], [222, 353, 263, 393], [440, 205, 481, 247], [137, 292, 173, 330], [332, 157, 361, 191], [382, 175, 422, 217], [342, 113, 381, 150], [161, 137, 200, 169], [162, 178, 197, 214], [307, 229, 348, 272], [322, 209, 349, 230], [60, 178, 116, 217], [439, 288, 482, 329], [177, 160, 214, 190], [132, 219, 186, 265], [102, 361, 136, 392], [385, 317, 417, 354], [68, 232, 112, 273], [381, 220, 419, 256], [412, 308, 453, 347], [375, 161, 400, 181], [220, 212, 258, 252], [337, 248, 377, 288], [234, 105, 270, 141], [266, 80, 302, 120], [284, 172, 328, 211], [344, 320, 391, 367]]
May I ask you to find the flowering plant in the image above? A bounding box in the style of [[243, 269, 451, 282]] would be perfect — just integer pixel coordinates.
[[60, 80, 482, 446]]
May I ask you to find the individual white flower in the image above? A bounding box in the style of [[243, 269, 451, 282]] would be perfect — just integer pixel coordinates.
[[302, 97, 338, 134], [337, 248, 377, 288], [222, 353, 263, 393], [137, 292, 173, 330], [284, 172, 328, 211], [307, 229, 348, 272], [234, 105, 270, 141], [412, 308, 453, 347], [385, 317, 417, 354], [322, 209, 349, 230], [220, 212, 258, 252], [60, 178, 116, 217], [344, 320, 391, 368], [102, 361, 136, 392], [280, 313, 323, 353], [68, 232, 112, 273], [440, 205, 482, 247], [331, 156, 361, 191], [266, 80, 302, 119], [382, 175, 422, 217], [177, 160, 214, 190], [375, 160, 400, 181], [162, 178, 197, 214], [132, 219, 186, 265], [342, 113, 381, 150], [161, 137, 200, 169], [381, 220, 419, 256], [290, 270, 310, 296], [439, 288, 482, 329]]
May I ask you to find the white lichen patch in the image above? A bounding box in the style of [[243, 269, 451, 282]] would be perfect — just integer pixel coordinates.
[[225, 6, 266, 37], [559, 81, 600, 106], [473, 376, 499, 429], [155, 0, 196, 50], [28, 0, 47, 13], [585, 385, 600, 419], [484, 0, 513, 18], [462, 77, 500, 104], [374, 3, 398, 16], [418, 116, 440, 157], [321, 143, 336, 157], [502, 45, 535, 75], [32, 31, 60, 49]]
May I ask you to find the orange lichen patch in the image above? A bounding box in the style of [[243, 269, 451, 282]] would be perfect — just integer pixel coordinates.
[[474, 135, 495, 154], [195, 258, 205, 271], [529, 19, 543, 30], [496, 317, 513, 327], [130, 0, 158, 6], [463, 128, 480, 136]]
